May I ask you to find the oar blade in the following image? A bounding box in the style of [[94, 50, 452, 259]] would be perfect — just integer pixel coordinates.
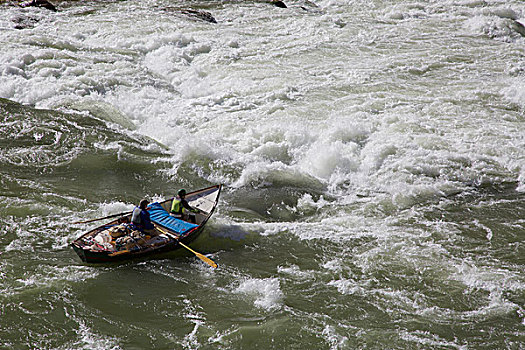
[[155, 225, 218, 269], [178, 241, 218, 269], [195, 252, 218, 269]]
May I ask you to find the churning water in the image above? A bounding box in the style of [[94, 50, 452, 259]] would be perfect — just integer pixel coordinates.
[[0, 0, 524, 348]]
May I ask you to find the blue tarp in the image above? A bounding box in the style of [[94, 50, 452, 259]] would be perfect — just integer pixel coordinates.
[[148, 202, 198, 235]]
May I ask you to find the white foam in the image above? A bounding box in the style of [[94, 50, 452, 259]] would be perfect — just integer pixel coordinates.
[[321, 325, 349, 350], [518, 170, 525, 192], [61, 307, 121, 350], [12, 265, 98, 294], [98, 201, 134, 216], [277, 264, 319, 282], [322, 258, 344, 273], [464, 15, 525, 41], [0, 0, 521, 211], [328, 278, 365, 296], [453, 261, 523, 296], [233, 278, 284, 311], [502, 77, 525, 108], [400, 330, 467, 350], [0, 2, 522, 220], [295, 193, 329, 215], [449, 260, 524, 322]]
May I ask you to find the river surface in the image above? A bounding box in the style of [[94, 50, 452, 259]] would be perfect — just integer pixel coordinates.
[[1, 0, 524, 349]]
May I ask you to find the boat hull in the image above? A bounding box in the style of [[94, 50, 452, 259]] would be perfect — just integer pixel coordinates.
[[71, 227, 203, 263], [71, 185, 221, 264]]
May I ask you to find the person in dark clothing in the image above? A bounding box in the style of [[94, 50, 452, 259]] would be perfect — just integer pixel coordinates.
[[131, 199, 155, 234], [170, 189, 199, 223]]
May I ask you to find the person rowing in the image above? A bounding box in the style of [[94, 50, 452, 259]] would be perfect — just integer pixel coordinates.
[[170, 189, 199, 223], [131, 199, 155, 234]]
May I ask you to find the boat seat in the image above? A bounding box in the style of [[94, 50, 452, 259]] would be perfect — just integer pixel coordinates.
[[148, 202, 198, 235]]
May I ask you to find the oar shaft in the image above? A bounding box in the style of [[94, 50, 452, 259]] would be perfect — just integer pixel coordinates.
[[73, 210, 133, 224], [154, 224, 218, 269], [178, 242, 198, 255]]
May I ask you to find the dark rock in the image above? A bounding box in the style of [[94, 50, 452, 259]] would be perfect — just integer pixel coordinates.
[[20, 0, 57, 12], [12, 15, 40, 29], [162, 8, 217, 24], [512, 20, 525, 38], [180, 9, 217, 24], [299, 0, 324, 13], [271, 1, 287, 9]]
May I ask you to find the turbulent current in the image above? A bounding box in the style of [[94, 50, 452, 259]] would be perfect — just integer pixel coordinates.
[[1, 0, 524, 348]]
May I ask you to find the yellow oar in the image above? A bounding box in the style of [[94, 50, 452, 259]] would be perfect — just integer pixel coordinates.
[[154, 225, 218, 269], [178, 241, 218, 269]]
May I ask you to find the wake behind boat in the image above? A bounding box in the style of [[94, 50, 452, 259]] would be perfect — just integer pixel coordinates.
[[71, 185, 222, 264]]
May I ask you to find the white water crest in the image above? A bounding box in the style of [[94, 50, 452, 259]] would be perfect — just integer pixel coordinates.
[[234, 277, 284, 311]]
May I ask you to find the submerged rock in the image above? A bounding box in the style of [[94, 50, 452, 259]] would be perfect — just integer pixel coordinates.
[[19, 0, 57, 12], [12, 15, 40, 30], [162, 8, 217, 24]]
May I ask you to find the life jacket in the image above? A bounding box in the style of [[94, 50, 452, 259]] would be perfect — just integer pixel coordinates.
[[171, 198, 184, 215], [131, 207, 143, 226]]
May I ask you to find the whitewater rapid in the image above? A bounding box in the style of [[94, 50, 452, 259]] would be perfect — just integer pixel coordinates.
[[1, 0, 524, 348]]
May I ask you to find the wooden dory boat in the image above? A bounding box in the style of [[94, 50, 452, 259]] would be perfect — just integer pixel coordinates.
[[71, 185, 222, 263]]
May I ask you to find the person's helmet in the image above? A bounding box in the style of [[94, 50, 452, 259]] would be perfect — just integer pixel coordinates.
[[178, 189, 187, 197], [139, 199, 149, 209]]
